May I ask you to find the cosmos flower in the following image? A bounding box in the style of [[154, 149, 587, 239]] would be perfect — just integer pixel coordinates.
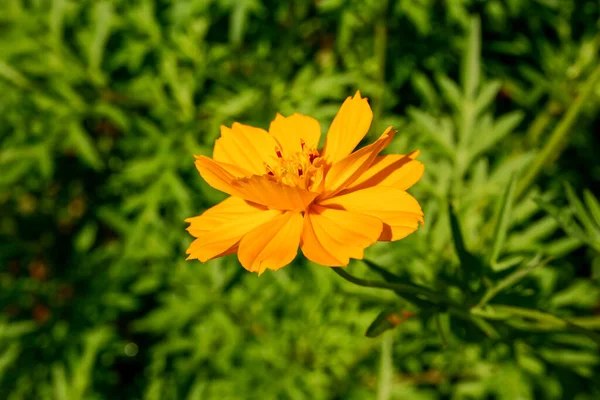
[[186, 92, 424, 274]]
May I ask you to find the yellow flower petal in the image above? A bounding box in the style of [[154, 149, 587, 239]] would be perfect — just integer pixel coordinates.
[[321, 91, 373, 164], [186, 197, 281, 262], [300, 213, 345, 266], [344, 150, 424, 192], [318, 128, 394, 199], [213, 123, 279, 175], [269, 113, 321, 156], [194, 155, 248, 197], [195, 156, 318, 211], [232, 175, 319, 212], [300, 205, 382, 266], [319, 186, 423, 241], [238, 212, 304, 274]]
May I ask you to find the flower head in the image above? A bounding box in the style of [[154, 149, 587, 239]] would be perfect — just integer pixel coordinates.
[[186, 91, 424, 274]]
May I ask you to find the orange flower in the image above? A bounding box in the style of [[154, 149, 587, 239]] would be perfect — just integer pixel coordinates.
[[186, 92, 424, 274]]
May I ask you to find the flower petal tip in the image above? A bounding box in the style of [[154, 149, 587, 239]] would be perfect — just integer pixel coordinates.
[[407, 149, 421, 159]]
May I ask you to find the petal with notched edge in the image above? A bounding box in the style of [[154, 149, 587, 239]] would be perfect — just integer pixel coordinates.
[[238, 212, 304, 274], [213, 123, 279, 175], [186, 197, 281, 262], [344, 150, 424, 192], [195, 156, 318, 211], [194, 156, 248, 197], [319, 186, 423, 241], [300, 205, 382, 266], [269, 113, 321, 156], [319, 129, 394, 200], [232, 175, 319, 212], [321, 91, 373, 164]]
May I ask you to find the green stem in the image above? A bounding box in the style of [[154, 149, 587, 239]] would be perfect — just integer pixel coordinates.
[[333, 264, 600, 344], [473, 305, 600, 346], [332, 268, 451, 306], [515, 64, 600, 199], [376, 333, 393, 400], [331, 267, 498, 338]]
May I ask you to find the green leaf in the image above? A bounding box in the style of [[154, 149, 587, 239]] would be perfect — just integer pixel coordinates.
[[469, 111, 524, 161], [449, 203, 483, 285], [489, 174, 517, 266], [0, 344, 21, 377], [550, 280, 600, 308], [0, 321, 37, 338], [411, 72, 439, 109], [67, 122, 104, 170], [75, 223, 98, 252], [564, 182, 598, 235], [536, 198, 593, 251], [462, 15, 481, 99], [408, 108, 455, 158], [52, 365, 70, 400], [545, 237, 584, 257], [436, 74, 463, 110], [0, 60, 30, 88], [474, 80, 502, 115], [366, 308, 414, 338], [89, 1, 114, 75], [478, 254, 547, 307], [583, 189, 600, 228]]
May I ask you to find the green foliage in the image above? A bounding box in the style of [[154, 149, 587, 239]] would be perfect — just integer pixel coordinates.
[[1, 0, 600, 399]]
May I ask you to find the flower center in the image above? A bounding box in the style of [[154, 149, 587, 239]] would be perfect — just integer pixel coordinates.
[[265, 140, 323, 191]]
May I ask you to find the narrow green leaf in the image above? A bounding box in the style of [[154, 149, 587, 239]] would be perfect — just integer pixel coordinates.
[[567, 316, 600, 329], [366, 309, 403, 338], [462, 15, 481, 99], [489, 174, 517, 265], [0, 60, 31, 88], [52, 365, 70, 400], [436, 74, 463, 110], [536, 198, 590, 247], [0, 344, 20, 377], [492, 256, 524, 272], [449, 203, 482, 283], [0, 321, 37, 338], [411, 72, 439, 109], [478, 254, 547, 307], [435, 313, 449, 348], [67, 122, 104, 170], [583, 189, 600, 228], [75, 223, 98, 252], [408, 108, 455, 158], [545, 237, 584, 257], [475, 80, 502, 115], [89, 1, 114, 74], [564, 182, 597, 235], [469, 111, 524, 161]]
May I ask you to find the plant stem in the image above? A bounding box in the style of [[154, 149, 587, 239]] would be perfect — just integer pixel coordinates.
[[515, 63, 600, 199], [332, 267, 451, 306], [376, 333, 393, 400], [333, 264, 600, 345], [331, 268, 497, 338], [473, 305, 600, 346]]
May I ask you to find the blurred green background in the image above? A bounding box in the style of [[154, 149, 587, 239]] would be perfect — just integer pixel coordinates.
[[2, 0, 600, 399]]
